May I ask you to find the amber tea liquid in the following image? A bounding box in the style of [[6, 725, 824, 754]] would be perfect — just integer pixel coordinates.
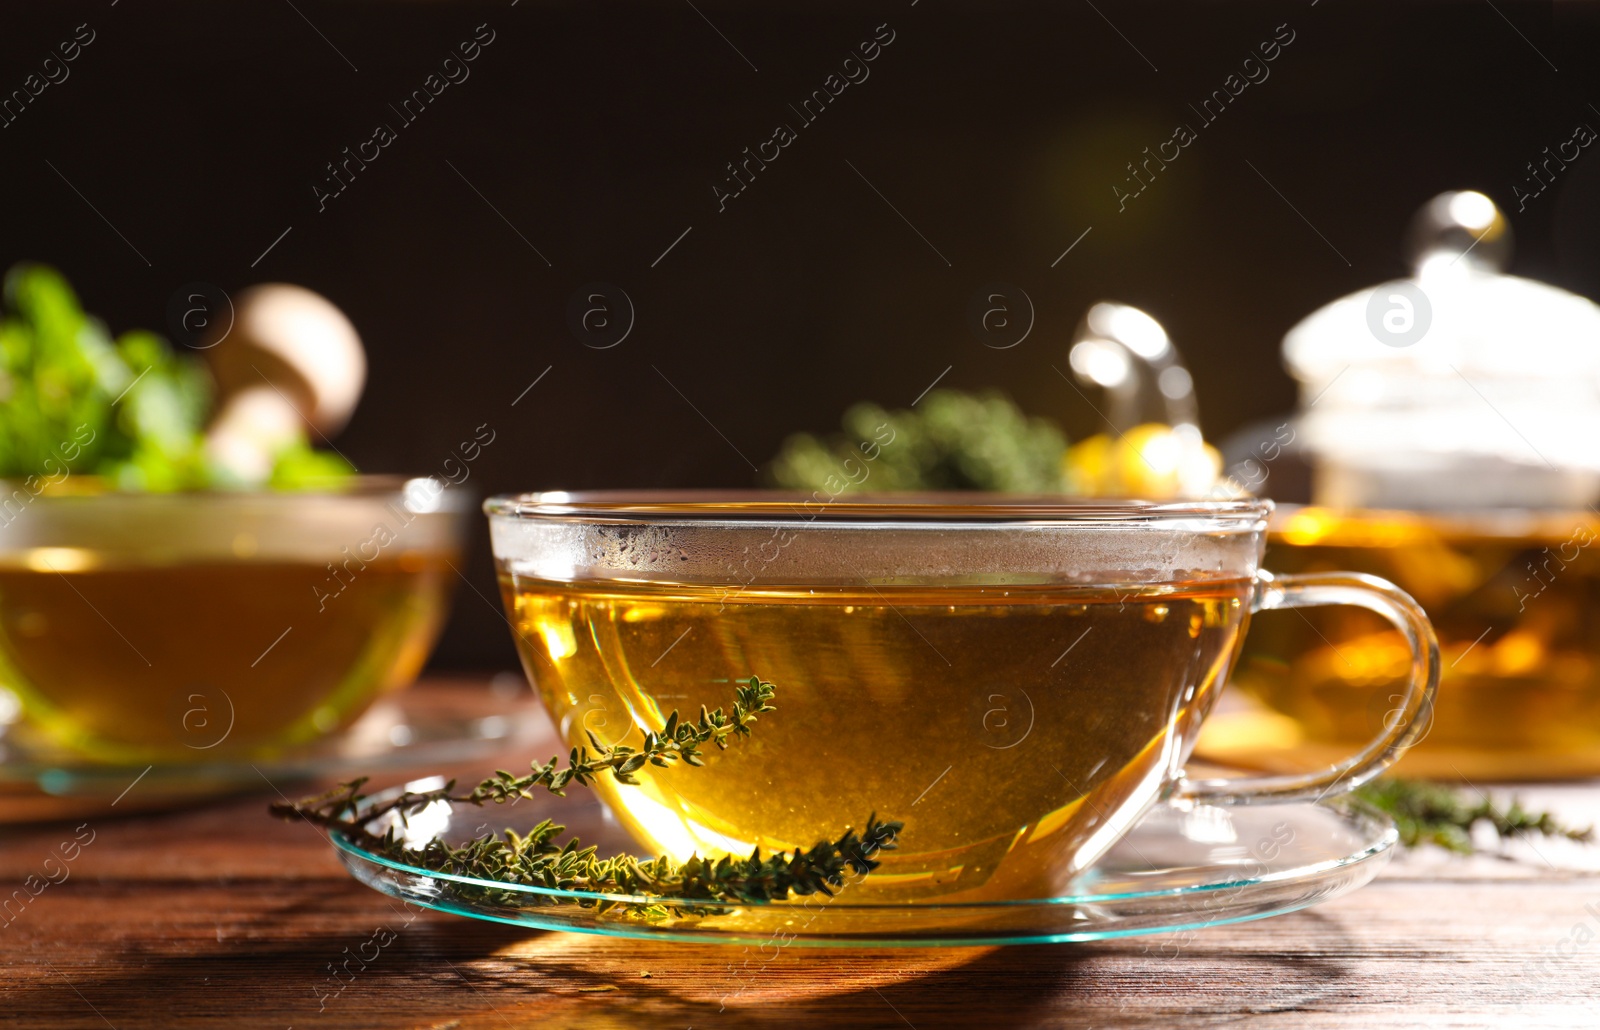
[[503, 575, 1253, 899], [1225, 508, 1600, 778], [0, 554, 452, 761]]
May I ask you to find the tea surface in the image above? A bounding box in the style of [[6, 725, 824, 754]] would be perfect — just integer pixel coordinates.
[[503, 575, 1253, 898]]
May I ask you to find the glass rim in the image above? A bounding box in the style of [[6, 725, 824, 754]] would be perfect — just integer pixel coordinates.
[[484, 490, 1272, 527], [1, 473, 476, 508]]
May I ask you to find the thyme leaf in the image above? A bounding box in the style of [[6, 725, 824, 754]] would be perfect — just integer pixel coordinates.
[[272, 676, 904, 911], [1354, 778, 1594, 855]]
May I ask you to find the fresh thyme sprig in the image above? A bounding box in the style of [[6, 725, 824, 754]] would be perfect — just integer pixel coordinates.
[[1354, 778, 1594, 855], [390, 810, 904, 907], [272, 676, 904, 912], [278, 676, 779, 831]]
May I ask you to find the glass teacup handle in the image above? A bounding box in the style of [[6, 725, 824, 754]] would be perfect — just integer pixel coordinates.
[[1176, 570, 1441, 805]]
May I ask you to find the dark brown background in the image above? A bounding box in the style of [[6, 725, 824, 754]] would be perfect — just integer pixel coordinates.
[[3, 0, 1597, 669]]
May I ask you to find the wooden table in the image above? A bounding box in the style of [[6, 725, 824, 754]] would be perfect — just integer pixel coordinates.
[[3, 678, 1599, 1029]]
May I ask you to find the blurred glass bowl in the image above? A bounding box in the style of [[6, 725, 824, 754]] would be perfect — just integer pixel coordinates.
[[0, 476, 468, 763]]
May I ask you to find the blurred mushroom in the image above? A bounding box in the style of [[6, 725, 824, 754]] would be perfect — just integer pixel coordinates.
[[202, 385, 306, 484], [199, 284, 366, 483]]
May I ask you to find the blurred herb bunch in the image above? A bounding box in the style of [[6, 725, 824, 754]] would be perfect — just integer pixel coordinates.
[[766, 388, 1225, 498], [767, 389, 1072, 494], [0, 263, 348, 491]]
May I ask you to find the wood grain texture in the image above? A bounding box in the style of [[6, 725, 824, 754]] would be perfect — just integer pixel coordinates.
[[2, 679, 1598, 1030]]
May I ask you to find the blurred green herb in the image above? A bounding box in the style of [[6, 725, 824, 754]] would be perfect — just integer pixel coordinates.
[[272, 677, 904, 911], [1354, 778, 1594, 854], [266, 438, 357, 491], [767, 388, 1069, 494], [0, 262, 351, 491]]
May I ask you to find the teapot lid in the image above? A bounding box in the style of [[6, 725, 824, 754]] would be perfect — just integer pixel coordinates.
[[1281, 190, 1600, 508]]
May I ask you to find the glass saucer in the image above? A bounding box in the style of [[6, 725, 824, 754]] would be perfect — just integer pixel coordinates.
[[331, 782, 1397, 948], [0, 683, 548, 822]]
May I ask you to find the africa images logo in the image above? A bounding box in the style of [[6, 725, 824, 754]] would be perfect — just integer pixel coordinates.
[[1112, 23, 1296, 212], [711, 23, 896, 212], [312, 24, 496, 211]]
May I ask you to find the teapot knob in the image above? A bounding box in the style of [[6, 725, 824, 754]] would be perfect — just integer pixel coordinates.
[[1404, 190, 1512, 273]]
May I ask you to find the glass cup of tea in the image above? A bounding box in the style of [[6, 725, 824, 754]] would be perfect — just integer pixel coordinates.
[[0, 476, 469, 762], [486, 492, 1439, 901]]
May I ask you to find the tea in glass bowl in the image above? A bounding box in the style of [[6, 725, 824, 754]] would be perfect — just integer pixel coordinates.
[[487, 492, 1437, 902], [0, 478, 468, 762]]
